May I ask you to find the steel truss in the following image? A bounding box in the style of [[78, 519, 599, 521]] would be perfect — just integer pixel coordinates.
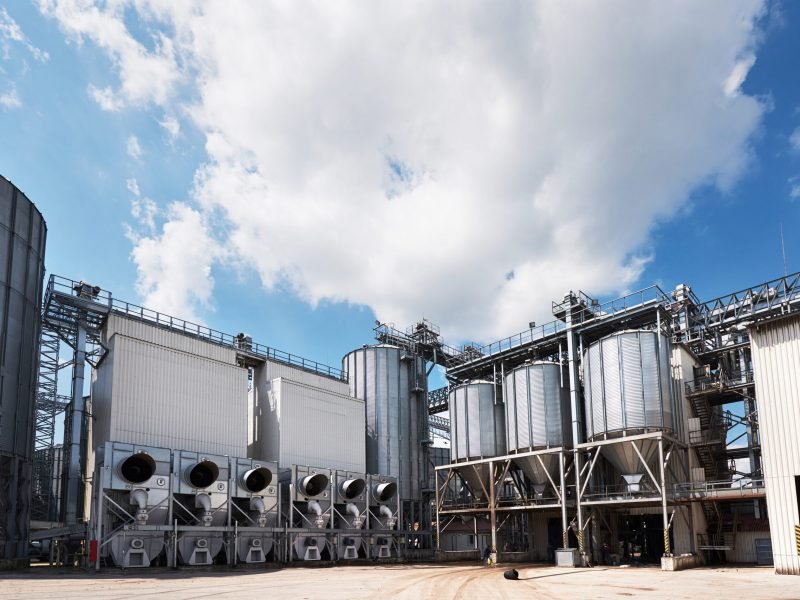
[[434, 448, 572, 553]]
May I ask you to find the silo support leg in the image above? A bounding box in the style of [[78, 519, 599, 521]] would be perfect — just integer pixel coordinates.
[[658, 437, 670, 556], [559, 451, 568, 549]]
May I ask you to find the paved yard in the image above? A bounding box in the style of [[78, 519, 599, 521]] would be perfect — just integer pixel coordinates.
[[1, 563, 798, 599]]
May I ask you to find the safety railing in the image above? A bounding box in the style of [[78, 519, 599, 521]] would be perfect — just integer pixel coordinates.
[[47, 274, 346, 381], [450, 285, 670, 368], [672, 478, 765, 499], [685, 368, 754, 395]]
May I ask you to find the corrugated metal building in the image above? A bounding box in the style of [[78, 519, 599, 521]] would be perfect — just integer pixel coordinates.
[[92, 314, 249, 457], [252, 364, 365, 471], [750, 316, 800, 575]]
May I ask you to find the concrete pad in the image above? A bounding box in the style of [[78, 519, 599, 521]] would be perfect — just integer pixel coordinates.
[[0, 563, 796, 599]]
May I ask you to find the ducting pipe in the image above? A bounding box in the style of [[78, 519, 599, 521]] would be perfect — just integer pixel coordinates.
[[380, 505, 394, 519], [307, 500, 326, 528], [346, 503, 360, 518], [195, 493, 213, 526], [339, 478, 365, 500], [373, 482, 397, 503], [184, 460, 219, 489], [130, 488, 148, 509], [298, 473, 328, 498], [251, 496, 267, 527], [241, 467, 272, 493], [251, 497, 266, 515], [130, 488, 150, 525], [118, 453, 156, 485]]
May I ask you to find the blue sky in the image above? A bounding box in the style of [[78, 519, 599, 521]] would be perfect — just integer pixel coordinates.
[[1, 1, 799, 378]]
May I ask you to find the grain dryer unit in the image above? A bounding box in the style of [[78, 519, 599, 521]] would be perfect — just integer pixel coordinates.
[[93, 441, 171, 568], [230, 457, 279, 564], [332, 470, 367, 559], [281, 465, 332, 561], [172, 450, 229, 565], [367, 474, 398, 559]]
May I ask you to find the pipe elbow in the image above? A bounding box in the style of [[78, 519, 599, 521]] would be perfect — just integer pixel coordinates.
[[130, 488, 148, 510]]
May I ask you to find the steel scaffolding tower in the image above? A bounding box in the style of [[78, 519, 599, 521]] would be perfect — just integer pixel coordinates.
[[31, 327, 68, 522]]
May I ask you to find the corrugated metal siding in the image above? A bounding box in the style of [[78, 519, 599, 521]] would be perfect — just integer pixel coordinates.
[[448, 383, 505, 460], [505, 363, 568, 451], [91, 337, 115, 451], [750, 317, 800, 575], [725, 531, 766, 564], [269, 377, 365, 471], [261, 359, 348, 394], [93, 334, 248, 456], [0, 177, 46, 458], [584, 331, 675, 439], [104, 313, 236, 364]]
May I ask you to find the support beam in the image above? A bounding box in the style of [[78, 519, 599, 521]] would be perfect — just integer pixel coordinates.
[[65, 324, 87, 525], [559, 451, 568, 549], [489, 461, 497, 553], [659, 437, 671, 555]]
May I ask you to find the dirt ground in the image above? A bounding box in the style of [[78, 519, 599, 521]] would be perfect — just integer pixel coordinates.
[[1, 563, 799, 599]]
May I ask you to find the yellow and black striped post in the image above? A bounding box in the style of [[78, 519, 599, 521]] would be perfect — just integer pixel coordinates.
[[664, 528, 671, 555], [795, 524, 800, 555], [578, 530, 584, 553], [562, 530, 568, 549]]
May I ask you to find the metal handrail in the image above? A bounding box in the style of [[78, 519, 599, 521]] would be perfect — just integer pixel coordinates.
[[672, 478, 765, 496], [46, 274, 346, 381], [685, 368, 755, 395], [451, 285, 670, 366]]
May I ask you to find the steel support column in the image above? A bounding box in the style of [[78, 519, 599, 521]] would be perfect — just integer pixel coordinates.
[[659, 437, 670, 555], [65, 324, 87, 525]]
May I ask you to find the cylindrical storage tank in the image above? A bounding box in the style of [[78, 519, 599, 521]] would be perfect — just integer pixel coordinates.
[[343, 345, 426, 501], [504, 362, 571, 452], [583, 330, 674, 440], [0, 175, 47, 565], [448, 382, 506, 462]]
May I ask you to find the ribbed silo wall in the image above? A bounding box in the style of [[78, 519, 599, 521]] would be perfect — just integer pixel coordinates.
[[504, 362, 571, 451], [583, 330, 675, 440], [0, 176, 46, 565], [448, 382, 505, 462], [343, 345, 426, 501]]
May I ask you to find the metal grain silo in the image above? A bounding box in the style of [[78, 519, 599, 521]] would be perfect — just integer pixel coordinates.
[[448, 382, 505, 500], [343, 345, 427, 501], [0, 176, 46, 565], [583, 330, 674, 489], [504, 362, 571, 491]]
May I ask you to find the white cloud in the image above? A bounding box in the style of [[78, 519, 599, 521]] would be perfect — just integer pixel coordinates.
[[724, 54, 757, 97], [126, 177, 140, 196], [0, 85, 20, 109], [790, 127, 800, 152], [88, 84, 122, 111], [128, 202, 219, 322], [0, 6, 49, 62], [126, 135, 142, 160], [44, 1, 768, 341], [158, 114, 180, 139], [38, 0, 178, 109], [790, 178, 800, 201]]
